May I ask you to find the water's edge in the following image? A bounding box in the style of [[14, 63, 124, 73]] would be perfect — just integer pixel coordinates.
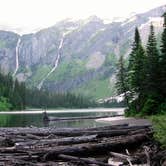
[[0, 108, 124, 114]]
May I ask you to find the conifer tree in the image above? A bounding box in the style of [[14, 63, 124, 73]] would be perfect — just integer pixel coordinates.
[[128, 28, 146, 94], [127, 27, 146, 112], [146, 24, 159, 94], [116, 55, 129, 107], [128, 28, 141, 72], [159, 12, 166, 98]]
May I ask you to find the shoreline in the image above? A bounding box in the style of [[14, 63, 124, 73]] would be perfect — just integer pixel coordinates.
[[96, 116, 152, 126], [0, 108, 125, 114]]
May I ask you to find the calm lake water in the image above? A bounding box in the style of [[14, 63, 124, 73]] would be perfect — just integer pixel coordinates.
[[0, 108, 124, 128]]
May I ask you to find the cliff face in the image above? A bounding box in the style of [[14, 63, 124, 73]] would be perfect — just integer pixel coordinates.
[[0, 5, 165, 99]]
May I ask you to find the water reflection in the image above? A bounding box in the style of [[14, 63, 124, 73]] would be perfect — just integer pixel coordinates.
[[0, 111, 117, 128], [48, 119, 106, 128]]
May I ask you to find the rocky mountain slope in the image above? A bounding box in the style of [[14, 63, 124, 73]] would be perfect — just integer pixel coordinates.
[[0, 5, 165, 99]]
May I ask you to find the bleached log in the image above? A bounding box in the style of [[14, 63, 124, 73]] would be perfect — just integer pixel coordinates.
[[43, 133, 149, 160], [58, 154, 114, 166]]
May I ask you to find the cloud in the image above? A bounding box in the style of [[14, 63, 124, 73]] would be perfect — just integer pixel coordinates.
[[0, 0, 165, 33]]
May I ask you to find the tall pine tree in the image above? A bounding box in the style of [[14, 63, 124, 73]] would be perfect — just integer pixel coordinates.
[[146, 24, 159, 95], [128, 28, 146, 93], [127, 27, 146, 112], [159, 12, 166, 98], [116, 55, 129, 107]]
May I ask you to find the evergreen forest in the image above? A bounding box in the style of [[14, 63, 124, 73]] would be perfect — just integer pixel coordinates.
[[116, 12, 166, 116]]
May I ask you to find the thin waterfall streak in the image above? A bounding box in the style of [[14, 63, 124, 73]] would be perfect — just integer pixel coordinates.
[[37, 35, 65, 90], [13, 38, 21, 76]]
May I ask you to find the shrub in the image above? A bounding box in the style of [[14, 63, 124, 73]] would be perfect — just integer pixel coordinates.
[[158, 102, 166, 114], [141, 97, 158, 115], [150, 114, 166, 149], [0, 97, 12, 111]]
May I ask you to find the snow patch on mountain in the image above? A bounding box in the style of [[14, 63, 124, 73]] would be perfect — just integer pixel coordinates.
[[140, 17, 163, 29], [121, 16, 137, 26], [97, 94, 124, 104]]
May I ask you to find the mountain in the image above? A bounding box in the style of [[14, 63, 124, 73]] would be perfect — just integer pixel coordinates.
[[0, 5, 165, 100]]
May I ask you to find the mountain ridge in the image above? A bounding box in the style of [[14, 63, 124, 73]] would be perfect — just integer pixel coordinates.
[[0, 5, 165, 99]]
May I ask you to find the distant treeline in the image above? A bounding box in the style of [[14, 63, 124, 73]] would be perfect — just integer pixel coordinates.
[[25, 89, 97, 109], [0, 72, 25, 110], [0, 70, 97, 111]]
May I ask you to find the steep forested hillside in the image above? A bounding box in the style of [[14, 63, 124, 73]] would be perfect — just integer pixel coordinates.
[[0, 70, 96, 110]]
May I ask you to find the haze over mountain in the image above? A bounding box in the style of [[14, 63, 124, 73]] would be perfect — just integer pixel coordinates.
[[0, 5, 165, 99]]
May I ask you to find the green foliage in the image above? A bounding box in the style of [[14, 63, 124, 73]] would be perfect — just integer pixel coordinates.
[[29, 65, 51, 87], [146, 24, 160, 94], [125, 107, 138, 117], [73, 78, 115, 100], [122, 27, 146, 112], [159, 12, 166, 98], [117, 13, 166, 116], [158, 102, 166, 114], [141, 97, 158, 115], [0, 69, 26, 110], [47, 60, 86, 82], [0, 65, 97, 110], [116, 55, 127, 94], [127, 28, 146, 95], [104, 53, 117, 67], [25, 89, 96, 109], [120, 15, 166, 116], [150, 114, 166, 148], [0, 97, 12, 111]]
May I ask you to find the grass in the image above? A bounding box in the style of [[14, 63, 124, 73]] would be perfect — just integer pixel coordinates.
[[149, 114, 166, 149], [47, 60, 86, 81], [127, 112, 166, 149], [73, 78, 116, 100], [28, 65, 51, 86]]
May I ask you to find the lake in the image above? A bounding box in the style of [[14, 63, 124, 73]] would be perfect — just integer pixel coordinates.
[[0, 108, 124, 128]]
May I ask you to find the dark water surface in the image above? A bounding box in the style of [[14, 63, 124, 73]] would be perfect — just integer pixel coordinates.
[[0, 108, 124, 128]]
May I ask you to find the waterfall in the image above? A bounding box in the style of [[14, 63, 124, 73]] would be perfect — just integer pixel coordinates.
[[13, 38, 21, 76], [37, 34, 65, 90]]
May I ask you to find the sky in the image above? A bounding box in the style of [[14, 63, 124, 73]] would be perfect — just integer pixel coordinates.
[[0, 0, 165, 34]]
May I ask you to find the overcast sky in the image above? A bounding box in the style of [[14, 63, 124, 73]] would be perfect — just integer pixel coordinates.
[[0, 0, 165, 33]]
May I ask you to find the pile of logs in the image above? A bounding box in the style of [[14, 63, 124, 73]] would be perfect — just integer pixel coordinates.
[[0, 124, 165, 165]]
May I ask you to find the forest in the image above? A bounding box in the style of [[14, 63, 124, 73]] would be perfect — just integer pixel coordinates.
[[0, 71, 97, 111], [116, 12, 166, 116]]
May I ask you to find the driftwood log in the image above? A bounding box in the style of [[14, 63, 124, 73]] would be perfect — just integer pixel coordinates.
[[43, 133, 149, 160], [0, 123, 164, 166], [58, 154, 113, 166]]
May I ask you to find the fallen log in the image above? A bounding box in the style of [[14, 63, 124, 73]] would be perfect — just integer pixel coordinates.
[[43, 133, 150, 161], [15, 134, 98, 148], [58, 154, 113, 166], [43, 129, 130, 137], [84, 124, 129, 131], [39, 126, 151, 137], [0, 123, 154, 165], [0, 125, 151, 137], [0, 129, 128, 137], [109, 151, 144, 165], [109, 151, 133, 160]]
